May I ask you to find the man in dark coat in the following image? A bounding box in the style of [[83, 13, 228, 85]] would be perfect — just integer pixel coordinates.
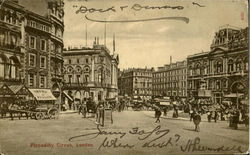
[[155, 108, 162, 123]]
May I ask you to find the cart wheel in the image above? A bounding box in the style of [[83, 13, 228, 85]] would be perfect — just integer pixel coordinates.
[[48, 108, 59, 119], [35, 112, 45, 120]]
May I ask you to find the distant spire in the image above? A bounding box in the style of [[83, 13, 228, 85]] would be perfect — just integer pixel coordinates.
[[113, 34, 115, 54], [104, 18, 106, 46]]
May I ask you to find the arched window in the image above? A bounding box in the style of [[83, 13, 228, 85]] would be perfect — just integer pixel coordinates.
[[67, 66, 73, 73], [215, 60, 223, 74], [236, 58, 243, 71], [76, 66, 82, 73], [195, 63, 201, 75], [9, 59, 16, 79], [83, 66, 90, 73], [244, 58, 248, 71], [98, 68, 102, 83], [0, 57, 5, 78], [9, 57, 20, 79], [204, 63, 208, 75], [228, 59, 234, 73]]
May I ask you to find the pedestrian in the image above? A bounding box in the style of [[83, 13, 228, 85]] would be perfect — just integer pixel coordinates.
[[214, 111, 218, 122], [207, 111, 211, 122], [155, 108, 162, 123], [189, 109, 194, 121], [193, 111, 201, 132]]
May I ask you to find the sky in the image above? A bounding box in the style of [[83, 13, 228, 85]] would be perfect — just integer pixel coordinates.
[[63, 0, 248, 69]]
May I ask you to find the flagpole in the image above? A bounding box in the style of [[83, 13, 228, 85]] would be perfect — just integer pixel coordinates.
[[85, 23, 87, 46], [104, 18, 106, 46]]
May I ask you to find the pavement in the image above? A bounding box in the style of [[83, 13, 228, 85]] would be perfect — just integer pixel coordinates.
[[1, 110, 248, 155]]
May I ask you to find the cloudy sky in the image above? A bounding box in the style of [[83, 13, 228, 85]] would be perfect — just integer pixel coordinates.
[[63, 0, 248, 69]]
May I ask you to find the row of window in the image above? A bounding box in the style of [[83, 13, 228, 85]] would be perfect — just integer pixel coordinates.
[[29, 53, 46, 69], [188, 80, 227, 90], [189, 58, 248, 76], [0, 58, 19, 79], [28, 20, 49, 32], [153, 69, 187, 78], [28, 74, 46, 88], [29, 36, 47, 51], [153, 81, 187, 89], [0, 30, 20, 48], [153, 76, 186, 83], [134, 72, 152, 77], [0, 9, 22, 26], [153, 91, 187, 96]]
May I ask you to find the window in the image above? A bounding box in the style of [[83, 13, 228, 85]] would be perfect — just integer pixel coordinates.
[[40, 56, 46, 68], [84, 75, 89, 82], [41, 40, 46, 51], [216, 80, 221, 90], [77, 59, 80, 63], [76, 66, 81, 73], [77, 75, 80, 83], [29, 54, 36, 67], [40, 75, 46, 88], [68, 75, 72, 83], [67, 67, 73, 73], [228, 59, 234, 73], [244, 58, 248, 71], [30, 21, 36, 28], [86, 58, 89, 63], [51, 42, 55, 52], [29, 36, 36, 49], [69, 59, 71, 64], [0, 57, 5, 78], [29, 73, 35, 87], [215, 60, 223, 73], [236, 58, 242, 71], [9, 59, 16, 79]]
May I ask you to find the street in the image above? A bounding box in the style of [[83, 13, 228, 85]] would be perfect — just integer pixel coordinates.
[[0, 110, 248, 155]]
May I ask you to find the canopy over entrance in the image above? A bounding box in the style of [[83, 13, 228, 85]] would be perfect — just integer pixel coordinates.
[[29, 89, 56, 101]]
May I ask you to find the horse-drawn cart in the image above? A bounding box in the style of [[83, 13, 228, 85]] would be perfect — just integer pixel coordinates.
[[7, 88, 59, 120]]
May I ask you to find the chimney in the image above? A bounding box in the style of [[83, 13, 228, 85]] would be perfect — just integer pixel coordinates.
[[97, 37, 99, 45], [170, 56, 172, 64]]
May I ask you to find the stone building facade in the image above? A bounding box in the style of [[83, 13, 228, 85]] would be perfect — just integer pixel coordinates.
[[119, 68, 154, 100], [62, 42, 119, 103], [0, 0, 65, 104], [187, 25, 249, 104], [152, 60, 187, 99]]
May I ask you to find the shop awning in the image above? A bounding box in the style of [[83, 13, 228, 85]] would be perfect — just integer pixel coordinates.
[[29, 89, 56, 101], [63, 91, 73, 102], [224, 93, 244, 98]]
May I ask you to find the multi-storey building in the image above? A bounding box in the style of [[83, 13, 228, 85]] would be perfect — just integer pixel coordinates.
[[152, 60, 187, 99], [119, 68, 154, 100], [187, 25, 249, 104], [0, 0, 64, 104], [0, 1, 25, 85], [62, 40, 119, 103]]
